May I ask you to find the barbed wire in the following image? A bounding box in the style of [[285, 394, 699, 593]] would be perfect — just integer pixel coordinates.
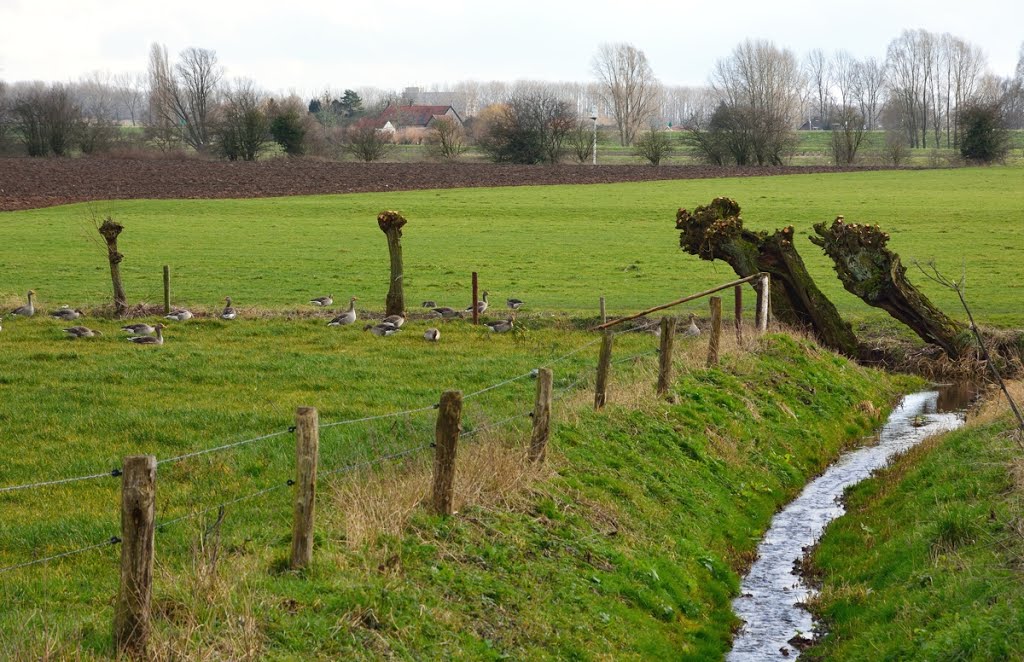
[[0, 535, 120, 575], [462, 410, 533, 440], [319, 403, 439, 430], [156, 480, 293, 532], [0, 467, 122, 496], [319, 443, 432, 479], [157, 429, 293, 467]]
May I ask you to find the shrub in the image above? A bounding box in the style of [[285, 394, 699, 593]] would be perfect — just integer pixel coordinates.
[[633, 127, 674, 165], [270, 109, 306, 156], [959, 101, 1010, 163], [343, 123, 392, 162]]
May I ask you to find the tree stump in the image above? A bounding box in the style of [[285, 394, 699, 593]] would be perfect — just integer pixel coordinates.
[[810, 216, 966, 359], [98, 217, 128, 317], [377, 210, 408, 317], [676, 198, 859, 357]]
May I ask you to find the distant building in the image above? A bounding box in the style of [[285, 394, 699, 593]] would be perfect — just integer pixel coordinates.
[[375, 104, 464, 143]]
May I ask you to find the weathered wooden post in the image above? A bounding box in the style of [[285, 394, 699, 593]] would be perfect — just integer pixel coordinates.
[[529, 368, 553, 463], [432, 390, 462, 516], [594, 330, 614, 410], [114, 454, 156, 658], [472, 272, 479, 325], [377, 210, 407, 317], [290, 407, 319, 570], [657, 316, 676, 397], [162, 266, 170, 315], [708, 296, 722, 366], [98, 217, 128, 317], [756, 273, 770, 332], [599, 296, 607, 324], [734, 284, 743, 345]]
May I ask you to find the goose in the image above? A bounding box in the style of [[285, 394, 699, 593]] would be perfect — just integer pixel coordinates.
[[381, 313, 405, 328], [121, 323, 156, 335], [63, 325, 102, 338], [421, 300, 437, 308], [424, 327, 440, 342], [221, 297, 237, 320], [8, 290, 35, 317], [682, 313, 701, 337], [327, 297, 358, 326], [485, 315, 514, 333], [50, 307, 84, 321], [365, 322, 401, 337], [165, 309, 193, 321], [128, 323, 165, 345], [464, 291, 489, 315], [431, 307, 463, 319], [310, 294, 333, 306], [506, 298, 524, 310]]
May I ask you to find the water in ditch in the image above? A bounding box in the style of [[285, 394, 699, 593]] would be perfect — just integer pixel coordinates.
[[727, 386, 974, 660]]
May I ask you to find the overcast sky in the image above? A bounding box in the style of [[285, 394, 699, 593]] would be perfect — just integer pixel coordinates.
[[1, 0, 1021, 95]]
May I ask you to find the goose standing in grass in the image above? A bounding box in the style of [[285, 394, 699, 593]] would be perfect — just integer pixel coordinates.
[[129, 323, 165, 345], [8, 290, 35, 317], [431, 306, 463, 319], [310, 294, 333, 306], [465, 291, 489, 315], [485, 315, 515, 333], [63, 326, 102, 338], [221, 297, 237, 320], [165, 309, 193, 321], [683, 313, 701, 337], [121, 323, 156, 335], [424, 327, 440, 342], [365, 322, 401, 337], [506, 298, 524, 310], [50, 306, 83, 321], [327, 297, 358, 326]]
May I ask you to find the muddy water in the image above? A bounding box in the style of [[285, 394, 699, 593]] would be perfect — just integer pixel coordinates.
[[727, 387, 971, 660]]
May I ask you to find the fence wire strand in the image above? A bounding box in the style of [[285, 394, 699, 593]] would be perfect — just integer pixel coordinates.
[[158, 429, 293, 467], [0, 535, 120, 575], [0, 469, 120, 496], [156, 480, 293, 532]]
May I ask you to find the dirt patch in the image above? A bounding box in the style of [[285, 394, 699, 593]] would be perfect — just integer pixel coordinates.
[[0, 157, 899, 212]]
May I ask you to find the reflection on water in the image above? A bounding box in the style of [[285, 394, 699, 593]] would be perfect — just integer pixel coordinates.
[[727, 385, 973, 661]]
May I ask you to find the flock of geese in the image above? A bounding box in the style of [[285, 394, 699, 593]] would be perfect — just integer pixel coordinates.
[[1, 288, 524, 346]]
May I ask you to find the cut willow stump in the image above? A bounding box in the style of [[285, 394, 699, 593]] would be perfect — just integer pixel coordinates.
[[676, 197, 859, 357], [810, 216, 966, 359], [377, 210, 408, 317], [98, 217, 128, 317]]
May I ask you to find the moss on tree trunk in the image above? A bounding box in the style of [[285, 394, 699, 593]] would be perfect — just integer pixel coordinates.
[[676, 198, 860, 358], [810, 216, 966, 359]]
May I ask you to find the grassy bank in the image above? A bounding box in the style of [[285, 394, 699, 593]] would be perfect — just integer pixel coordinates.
[[806, 384, 1024, 660], [2, 167, 1023, 326], [0, 325, 906, 658]]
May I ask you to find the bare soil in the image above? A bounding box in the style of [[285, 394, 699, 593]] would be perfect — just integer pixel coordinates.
[[0, 157, 895, 212]]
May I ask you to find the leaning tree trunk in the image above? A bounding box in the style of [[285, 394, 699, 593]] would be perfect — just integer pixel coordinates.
[[810, 216, 966, 359], [98, 217, 128, 317], [676, 197, 860, 357], [377, 210, 407, 317]]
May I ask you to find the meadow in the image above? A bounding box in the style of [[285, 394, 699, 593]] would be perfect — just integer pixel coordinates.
[[2, 166, 1023, 325], [0, 166, 1018, 657]]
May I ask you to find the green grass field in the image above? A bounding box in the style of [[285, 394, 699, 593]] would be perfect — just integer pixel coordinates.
[[2, 167, 1023, 326]]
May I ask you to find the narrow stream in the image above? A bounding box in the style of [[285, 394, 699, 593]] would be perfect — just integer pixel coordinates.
[[727, 387, 972, 660]]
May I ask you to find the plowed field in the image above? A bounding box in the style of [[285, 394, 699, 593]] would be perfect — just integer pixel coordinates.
[[0, 157, 891, 211]]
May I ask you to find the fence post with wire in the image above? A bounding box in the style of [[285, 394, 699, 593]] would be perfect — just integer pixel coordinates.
[[291, 406, 319, 570], [529, 368, 553, 463], [433, 390, 462, 516], [708, 296, 723, 367], [657, 316, 676, 398], [114, 454, 156, 658], [594, 331, 614, 410]]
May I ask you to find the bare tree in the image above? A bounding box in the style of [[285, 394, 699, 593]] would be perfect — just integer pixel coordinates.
[[831, 51, 859, 115], [114, 72, 146, 126], [886, 29, 928, 147], [633, 125, 674, 165], [424, 116, 466, 160], [806, 48, 832, 128], [216, 79, 270, 161], [75, 71, 119, 153], [0, 80, 11, 151], [707, 39, 805, 165], [146, 43, 222, 152], [343, 122, 392, 162], [565, 118, 595, 163], [947, 36, 987, 145], [592, 42, 661, 146], [146, 43, 180, 149], [853, 57, 887, 130], [12, 83, 81, 156]]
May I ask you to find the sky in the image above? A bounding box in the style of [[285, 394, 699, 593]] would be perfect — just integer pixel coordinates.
[[0, 0, 1021, 96]]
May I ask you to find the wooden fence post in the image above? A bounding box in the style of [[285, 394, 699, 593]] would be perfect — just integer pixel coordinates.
[[162, 266, 170, 315], [114, 454, 156, 658], [432, 390, 462, 515], [707, 296, 722, 367], [290, 407, 319, 570], [472, 272, 479, 325], [594, 330, 614, 410], [756, 273, 770, 332], [657, 316, 676, 397], [734, 284, 743, 345], [599, 296, 607, 324], [529, 368, 553, 463]]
